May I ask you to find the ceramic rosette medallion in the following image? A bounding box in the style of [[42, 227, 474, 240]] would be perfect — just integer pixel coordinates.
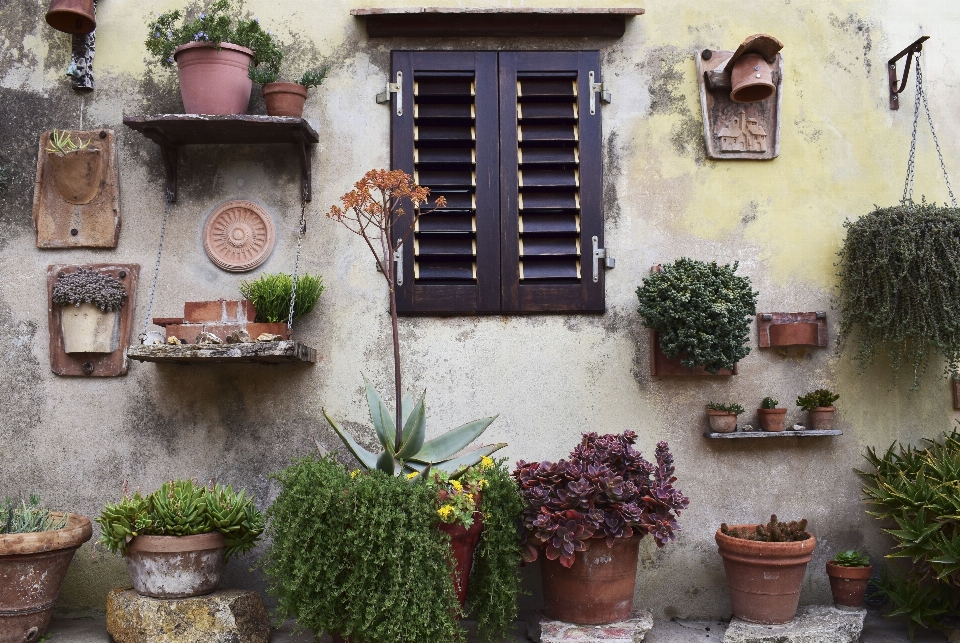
[[203, 200, 277, 272]]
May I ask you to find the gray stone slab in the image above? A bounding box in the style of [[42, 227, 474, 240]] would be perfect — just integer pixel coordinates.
[[530, 611, 654, 643], [723, 606, 866, 643]]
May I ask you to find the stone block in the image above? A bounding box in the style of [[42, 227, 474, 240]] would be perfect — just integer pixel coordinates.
[[723, 605, 866, 643], [105, 587, 270, 643], [530, 611, 653, 643]]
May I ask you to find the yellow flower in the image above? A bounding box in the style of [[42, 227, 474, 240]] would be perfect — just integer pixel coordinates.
[[350, 469, 361, 479], [405, 471, 419, 480], [465, 493, 474, 504], [477, 478, 488, 490], [450, 480, 463, 492], [480, 456, 494, 470], [437, 505, 455, 521]]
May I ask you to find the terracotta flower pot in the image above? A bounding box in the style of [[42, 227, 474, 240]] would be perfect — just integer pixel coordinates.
[[826, 562, 872, 608], [808, 407, 836, 431], [124, 532, 225, 598], [48, 147, 103, 205], [757, 408, 787, 432], [45, 0, 95, 34], [174, 42, 254, 115], [262, 82, 308, 118], [61, 302, 118, 353], [438, 514, 484, 608], [540, 535, 642, 625], [0, 513, 92, 643], [715, 525, 816, 624], [707, 409, 738, 433]]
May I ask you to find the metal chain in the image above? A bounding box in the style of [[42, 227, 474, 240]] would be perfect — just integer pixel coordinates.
[[917, 56, 958, 207], [287, 195, 307, 331], [139, 196, 172, 341]]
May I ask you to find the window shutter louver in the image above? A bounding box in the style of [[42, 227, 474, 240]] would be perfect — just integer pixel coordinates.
[[393, 51, 501, 314], [499, 51, 605, 313]]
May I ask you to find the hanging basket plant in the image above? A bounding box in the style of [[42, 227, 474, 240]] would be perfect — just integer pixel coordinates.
[[836, 200, 960, 387]]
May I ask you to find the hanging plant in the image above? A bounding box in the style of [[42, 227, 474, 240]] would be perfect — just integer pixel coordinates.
[[836, 200, 960, 387], [636, 258, 757, 374]]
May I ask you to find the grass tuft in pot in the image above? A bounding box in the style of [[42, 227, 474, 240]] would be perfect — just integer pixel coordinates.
[[1, 495, 67, 534], [239, 272, 323, 323], [837, 199, 960, 388]]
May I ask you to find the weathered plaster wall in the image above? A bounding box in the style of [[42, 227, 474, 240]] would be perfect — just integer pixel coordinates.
[[2, 0, 959, 622]]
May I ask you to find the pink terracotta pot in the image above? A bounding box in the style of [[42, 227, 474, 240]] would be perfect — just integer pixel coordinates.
[[174, 42, 254, 115], [707, 409, 737, 433], [757, 408, 787, 432], [808, 407, 836, 431], [262, 82, 308, 118]]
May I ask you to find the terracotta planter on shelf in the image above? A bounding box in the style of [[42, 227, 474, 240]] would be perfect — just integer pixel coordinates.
[[48, 147, 103, 204], [174, 42, 254, 115], [540, 535, 642, 625], [262, 82, 308, 117], [715, 525, 816, 624], [61, 303, 118, 353], [808, 407, 836, 431], [125, 532, 225, 599], [758, 408, 787, 432], [707, 410, 738, 433], [0, 513, 92, 643], [826, 562, 872, 608], [45, 0, 95, 34]]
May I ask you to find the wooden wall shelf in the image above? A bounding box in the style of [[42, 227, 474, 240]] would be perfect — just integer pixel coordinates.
[[351, 7, 644, 38], [704, 429, 842, 439], [127, 340, 317, 364], [122, 115, 319, 202]]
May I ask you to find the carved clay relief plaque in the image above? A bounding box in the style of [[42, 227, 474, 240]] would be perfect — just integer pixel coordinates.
[[203, 200, 276, 272]]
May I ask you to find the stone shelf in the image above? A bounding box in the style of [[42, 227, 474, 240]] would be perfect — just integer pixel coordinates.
[[127, 341, 317, 365], [704, 429, 842, 439]]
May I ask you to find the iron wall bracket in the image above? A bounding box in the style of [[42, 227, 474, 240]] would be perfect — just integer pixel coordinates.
[[888, 35, 929, 110]]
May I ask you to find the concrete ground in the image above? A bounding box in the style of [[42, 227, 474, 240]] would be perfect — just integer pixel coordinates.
[[44, 609, 950, 642]]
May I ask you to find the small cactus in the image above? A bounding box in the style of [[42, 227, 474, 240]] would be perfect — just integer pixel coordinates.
[[721, 514, 810, 542]]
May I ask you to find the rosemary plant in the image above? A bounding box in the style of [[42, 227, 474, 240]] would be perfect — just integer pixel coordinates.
[[239, 272, 323, 323]]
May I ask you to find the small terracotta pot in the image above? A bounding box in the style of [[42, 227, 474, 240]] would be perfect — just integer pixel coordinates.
[[262, 82, 308, 117], [707, 409, 737, 433], [174, 42, 254, 115], [541, 535, 643, 625], [757, 408, 787, 432], [808, 407, 836, 431], [731, 53, 776, 103], [826, 562, 872, 608], [0, 513, 93, 643], [716, 525, 816, 625], [125, 532, 225, 598], [48, 147, 103, 205], [45, 0, 95, 34], [61, 303, 117, 353]]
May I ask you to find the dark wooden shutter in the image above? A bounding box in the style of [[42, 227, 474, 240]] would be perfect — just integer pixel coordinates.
[[499, 51, 605, 313], [392, 51, 500, 314]]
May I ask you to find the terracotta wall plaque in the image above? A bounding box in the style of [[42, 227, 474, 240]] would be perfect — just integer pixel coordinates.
[[47, 263, 139, 377], [203, 200, 276, 272], [757, 312, 828, 348], [649, 330, 737, 376], [33, 129, 120, 248]]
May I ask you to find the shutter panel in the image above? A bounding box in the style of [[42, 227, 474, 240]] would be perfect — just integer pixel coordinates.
[[499, 51, 605, 313], [393, 51, 500, 314]]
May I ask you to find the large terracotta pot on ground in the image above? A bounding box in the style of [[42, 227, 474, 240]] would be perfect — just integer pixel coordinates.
[[48, 147, 103, 204], [715, 526, 816, 624], [540, 535, 642, 625], [61, 303, 117, 353], [125, 532, 225, 598], [826, 562, 872, 608], [174, 42, 254, 115], [808, 407, 836, 431], [707, 409, 737, 433], [758, 408, 787, 432], [262, 82, 308, 117], [0, 513, 92, 643]]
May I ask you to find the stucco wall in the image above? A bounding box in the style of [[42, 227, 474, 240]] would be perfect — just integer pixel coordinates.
[[2, 0, 959, 622]]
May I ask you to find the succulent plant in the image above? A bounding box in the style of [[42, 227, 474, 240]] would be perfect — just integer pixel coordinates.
[[513, 432, 688, 568], [796, 389, 839, 412], [52, 268, 127, 312], [832, 550, 870, 567], [46, 129, 90, 155], [708, 402, 744, 415], [1, 495, 67, 534], [761, 397, 779, 409], [324, 376, 506, 478], [721, 515, 810, 542]]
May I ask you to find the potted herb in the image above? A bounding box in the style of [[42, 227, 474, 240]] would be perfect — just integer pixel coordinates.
[[239, 272, 324, 323], [0, 496, 92, 643], [97, 479, 264, 599], [45, 129, 102, 205], [514, 432, 688, 625], [52, 268, 127, 353], [249, 66, 328, 118], [757, 397, 787, 432], [796, 389, 839, 430], [637, 259, 758, 375], [707, 402, 743, 433], [716, 516, 815, 624], [826, 550, 872, 608], [145, 0, 283, 115]]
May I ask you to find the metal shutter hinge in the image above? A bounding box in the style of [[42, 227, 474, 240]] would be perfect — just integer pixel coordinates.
[[588, 71, 611, 115], [592, 236, 614, 283], [394, 241, 403, 286], [376, 71, 403, 116]]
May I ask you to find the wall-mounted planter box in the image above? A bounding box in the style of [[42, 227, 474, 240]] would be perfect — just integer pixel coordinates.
[[649, 330, 737, 377], [757, 312, 827, 348]]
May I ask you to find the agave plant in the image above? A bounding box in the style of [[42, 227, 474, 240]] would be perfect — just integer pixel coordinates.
[[323, 376, 506, 478]]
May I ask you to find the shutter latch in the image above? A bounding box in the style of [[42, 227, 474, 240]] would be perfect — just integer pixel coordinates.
[[588, 71, 612, 115], [393, 241, 403, 286], [592, 236, 615, 283], [376, 71, 403, 116]]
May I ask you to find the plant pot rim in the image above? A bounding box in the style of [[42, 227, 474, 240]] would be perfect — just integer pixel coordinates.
[[0, 512, 92, 556], [262, 81, 309, 97], [707, 409, 738, 416], [757, 408, 787, 414], [127, 531, 226, 554], [809, 406, 836, 412], [174, 41, 254, 60], [715, 525, 817, 557], [826, 561, 872, 578], [48, 146, 101, 157]]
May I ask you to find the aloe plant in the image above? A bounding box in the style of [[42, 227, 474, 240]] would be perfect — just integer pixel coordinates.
[[324, 376, 505, 477]]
